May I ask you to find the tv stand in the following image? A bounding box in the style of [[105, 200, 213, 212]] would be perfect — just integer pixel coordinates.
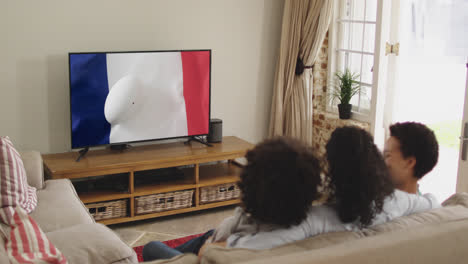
[[109, 144, 131, 151], [75, 147, 89, 162], [42, 136, 253, 225], [185, 136, 213, 147]]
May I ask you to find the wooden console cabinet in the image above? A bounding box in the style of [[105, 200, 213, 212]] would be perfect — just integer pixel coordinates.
[[42, 136, 253, 225]]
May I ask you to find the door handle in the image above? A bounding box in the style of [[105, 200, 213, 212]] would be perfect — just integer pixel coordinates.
[[462, 123, 468, 161]]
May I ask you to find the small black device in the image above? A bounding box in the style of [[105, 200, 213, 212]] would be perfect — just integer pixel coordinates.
[[207, 118, 222, 143]]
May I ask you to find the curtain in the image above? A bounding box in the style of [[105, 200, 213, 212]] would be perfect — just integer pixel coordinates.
[[269, 0, 333, 144]]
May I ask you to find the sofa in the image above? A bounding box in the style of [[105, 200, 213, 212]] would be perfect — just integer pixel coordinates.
[[0, 151, 138, 264], [148, 193, 468, 264], [4, 151, 468, 264]]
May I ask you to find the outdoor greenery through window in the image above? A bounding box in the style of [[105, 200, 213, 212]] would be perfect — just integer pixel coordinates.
[[330, 0, 377, 116]]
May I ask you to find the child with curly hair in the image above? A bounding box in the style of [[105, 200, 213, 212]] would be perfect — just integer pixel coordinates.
[[143, 137, 323, 261]]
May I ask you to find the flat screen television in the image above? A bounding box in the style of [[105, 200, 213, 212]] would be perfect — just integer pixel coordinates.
[[69, 50, 211, 149]]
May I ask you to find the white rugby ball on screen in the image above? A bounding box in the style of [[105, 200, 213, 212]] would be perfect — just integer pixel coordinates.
[[104, 75, 144, 125]]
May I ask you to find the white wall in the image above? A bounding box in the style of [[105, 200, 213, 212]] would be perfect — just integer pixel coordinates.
[[0, 0, 284, 153]]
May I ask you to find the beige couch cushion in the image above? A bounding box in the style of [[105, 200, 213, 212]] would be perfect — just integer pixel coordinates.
[[239, 219, 468, 264], [30, 179, 94, 233], [442, 192, 468, 207], [46, 223, 137, 264], [201, 231, 362, 264], [20, 150, 45, 190]]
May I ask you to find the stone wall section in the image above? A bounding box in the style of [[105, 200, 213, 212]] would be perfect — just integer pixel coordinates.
[[312, 34, 370, 156]]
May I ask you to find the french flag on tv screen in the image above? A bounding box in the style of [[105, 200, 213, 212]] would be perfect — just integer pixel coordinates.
[[69, 50, 210, 149]]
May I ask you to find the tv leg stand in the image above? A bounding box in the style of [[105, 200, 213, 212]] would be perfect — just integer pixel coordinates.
[[75, 147, 89, 162], [184, 136, 213, 147]]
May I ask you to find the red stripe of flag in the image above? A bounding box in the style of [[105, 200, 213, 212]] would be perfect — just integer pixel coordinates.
[[181, 51, 210, 136]]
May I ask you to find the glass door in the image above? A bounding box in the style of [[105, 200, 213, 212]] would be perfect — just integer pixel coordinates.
[[384, 0, 468, 201]]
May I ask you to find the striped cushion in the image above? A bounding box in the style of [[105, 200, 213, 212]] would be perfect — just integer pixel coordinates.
[[0, 137, 37, 222], [1, 206, 67, 264]]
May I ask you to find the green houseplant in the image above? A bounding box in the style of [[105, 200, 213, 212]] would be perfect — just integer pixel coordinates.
[[329, 68, 361, 119]]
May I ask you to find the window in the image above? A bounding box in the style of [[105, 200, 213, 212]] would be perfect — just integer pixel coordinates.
[[328, 0, 378, 120]]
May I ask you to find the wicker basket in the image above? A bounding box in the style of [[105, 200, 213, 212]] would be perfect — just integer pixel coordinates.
[[135, 190, 194, 215], [200, 183, 240, 204], [86, 199, 127, 221]]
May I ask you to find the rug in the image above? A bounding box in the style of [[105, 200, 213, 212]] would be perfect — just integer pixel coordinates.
[[133, 233, 204, 262]]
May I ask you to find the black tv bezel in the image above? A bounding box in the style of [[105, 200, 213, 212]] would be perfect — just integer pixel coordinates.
[[68, 49, 212, 150]]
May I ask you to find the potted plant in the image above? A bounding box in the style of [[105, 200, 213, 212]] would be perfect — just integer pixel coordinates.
[[329, 68, 361, 119]]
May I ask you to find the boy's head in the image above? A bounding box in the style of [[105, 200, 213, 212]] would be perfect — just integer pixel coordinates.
[[238, 137, 322, 227], [384, 122, 439, 191]]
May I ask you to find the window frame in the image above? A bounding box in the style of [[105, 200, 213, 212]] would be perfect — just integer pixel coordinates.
[[327, 0, 378, 123]]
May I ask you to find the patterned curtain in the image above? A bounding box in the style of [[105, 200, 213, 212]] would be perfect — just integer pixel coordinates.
[[269, 0, 333, 144]]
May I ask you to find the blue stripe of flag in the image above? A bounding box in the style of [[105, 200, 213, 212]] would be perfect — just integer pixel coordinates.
[[70, 53, 111, 148]]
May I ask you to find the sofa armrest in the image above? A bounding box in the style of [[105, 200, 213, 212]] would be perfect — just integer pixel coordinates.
[[20, 150, 45, 190]]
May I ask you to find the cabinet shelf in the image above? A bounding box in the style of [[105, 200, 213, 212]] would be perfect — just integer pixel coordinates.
[[199, 163, 242, 187], [134, 167, 196, 196], [80, 191, 131, 204]]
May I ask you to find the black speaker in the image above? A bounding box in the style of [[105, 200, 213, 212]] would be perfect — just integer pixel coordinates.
[[208, 118, 222, 143]]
